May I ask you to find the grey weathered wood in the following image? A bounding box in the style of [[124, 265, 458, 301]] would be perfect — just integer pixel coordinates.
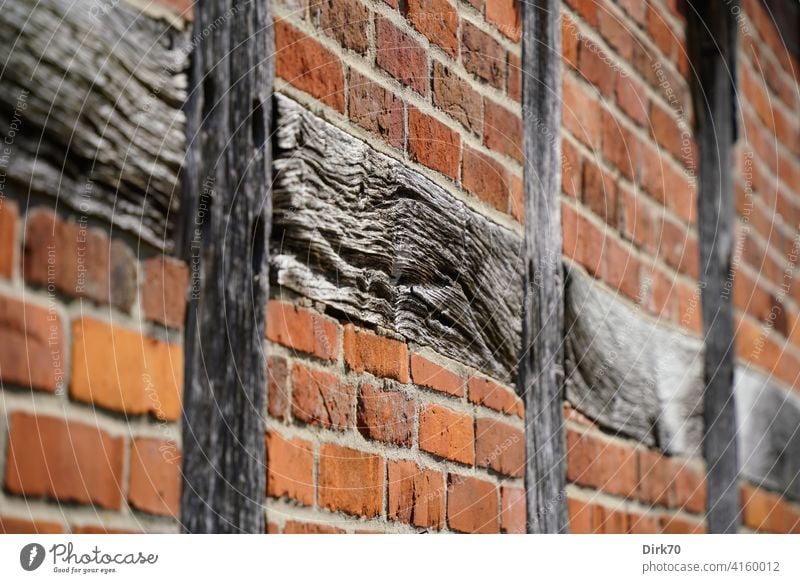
[[735, 366, 800, 501], [0, 0, 187, 250], [272, 95, 524, 382], [519, 0, 567, 533], [180, 0, 272, 533], [688, 0, 741, 533], [565, 271, 705, 456]]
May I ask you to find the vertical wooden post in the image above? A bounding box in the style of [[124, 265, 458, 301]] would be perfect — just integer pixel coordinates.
[[180, 0, 273, 533], [687, 1, 740, 533], [520, 0, 568, 533]]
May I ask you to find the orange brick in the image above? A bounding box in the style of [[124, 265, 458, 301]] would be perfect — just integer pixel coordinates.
[[0, 198, 17, 279], [408, 106, 461, 179], [566, 429, 637, 498], [411, 353, 464, 397], [468, 375, 523, 417], [475, 418, 525, 478], [568, 497, 592, 534], [387, 459, 445, 529], [447, 474, 498, 533], [419, 404, 475, 465], [5, 412, 124, 509], [343, 325, 409, 382], [627, 512, 660, 533], [291, 363, 355, 430], [0, 516, 64, 534], [637, 449, 674, 506], [486, 0, 520, 41], [70, 318, 183, 420], [318, 444, 383, 518], [266, 431, 314, 506], [128, 438, 181, 517], [267, 301, 340, 361], [592, 505, 628, 533], [284, 521, 345, 534], [672, 462, 706, 514], [141, 257, 188, 328], [660, 514, 706, 534], [500, 486, 526, 533], [357, 382, 415, 446]]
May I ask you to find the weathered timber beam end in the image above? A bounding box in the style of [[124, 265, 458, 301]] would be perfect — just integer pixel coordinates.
[[0, 0, 188, 250], [271, 95, 524, 382], [180, 0, 273, 533], [687, 1, 741, 533], [520, 0, 568, 533]]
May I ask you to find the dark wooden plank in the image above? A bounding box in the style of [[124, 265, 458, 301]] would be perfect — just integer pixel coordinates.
[[0, 0, 188, 250], [271, 95, 524, 382], [520, 0, 567, 533], [687, 0, 741, 533], [180, 0, 272, 533]]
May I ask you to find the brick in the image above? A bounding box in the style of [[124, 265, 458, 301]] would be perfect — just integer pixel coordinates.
[[284, 521, 345, 534], [70, 318, 183, 421], [598, 5, 634, 59], [5, 412, 124, 509], [0, 516, 64, 534], [507, 52, 521, 102], [564, 0, 597, 26], [468, 376, 522, 416], [128, 438, 181, 517], [267, 355, 289, 419], [108, 240, 137, 312], [461, 21, 505, 89], [561, 202, 604, 278], [616, 75, 649, 126], [142, 257, 188, 328], [578, 38, 617, 97], [591, 504, 628, 533], [562, 138, 581, 198], [622, 188, 656, 253], [318, 444, 383, 518], [266, 431, 314, 506], [0, 199, 18, 279], [486, 0, 520, 42], [672, 462, 706, 514], [291, 363, 355, 430], [562, 75, 602, 148], [0, 294, 64, 392], [447, 474, 498, 533], [357, 382, 415, 446], [566, 429, 637, 498], [483, 99, 523, 162], [475, 418, 524, 477], [387, 459, 445, 529], [407, 107, 461, 179], [637, 449, 674, 506], [568, 496, 592, 534], [647, 4, 674, 58], [376, 17, 428, 95], [650, 103, 684, 161], [676, 282, 702, 334], [410, 353, 464, 397], [562, 14, 579, 69], [406, 0, 459, 56], [419, 404, 474, 465], [266, 522, 280, 534], [500, 486, 526, 533], [275, 19, 345, 112], [510, 174, 524, 223], [582, 158, 617, 225], [602, 109, 638, 181], [432, 61, 482, 134], [267, 301, 340, 361], [310, 0, 369, 53], [343, 324, 409, 382], [604, 237, 640, 301], [627, 512, 660, 534], [659, 515, 705, 534], [348, 71, 404, 148], [462, 145, 509, 212], [71, 525, 137, 534]]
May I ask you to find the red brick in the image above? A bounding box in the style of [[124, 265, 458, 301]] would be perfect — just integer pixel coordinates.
[[562, 138, 582, 198], [627, 512, 660, 534], [284, 521, 345, 534], [0, 199, 17, 279], [650, 103, 684, 162], [0, 516, 64, 534], [591, 504, 628, 533], [5, 412, 124, 509], [659, 515, 705, 534], [475, 418, 524, 477], [128, 438, 181, 517], [602, 108, 638, 181], [419, 404, 474, 465], [108, 241, 137, 312], [637, 449, 674, 506], [461, 21, 505, 89], [267, 301, 340, 361], [562, 14, 579, 69], [142, 257, 188, 328], [406, 0, 459, 56], [376, 17, 428, 95], [410, 353, 464, 397], [568, 496, 592, 533], [266, 431, 314, 506], [318, 444, 383, 518], [562, 75, 602, 149], [408, 107, 461, 179], [510, 174, 524, 223], [266, 522, 280, 534], [432, 61, 482, 134], [387, 459, 445, 529], [267, 355, 289, 419], [507, 52, 521, 102], [616, 75, 649, 126], [70, 318, 183, 421], [604, 237, 641, 301], [310, 0, 369, 53], [486, 0, 520, 42], [483, 99, 523, 162], [348, 70, 404, 148], [566, 429, 637, 498], [561, 202, 604, 278], [275, 19, 345, 112], [564, 0, 598, 26], [357, 382, 415, 446], [598, 5, 634, 59], [647, 4, 674, 58], [582, 158, 617, 225], [500, 486, 526, 533], [622, 188, 656, 253], [462, 145, 509, 212], [578, 38, 617, 97], [676, 282, 703, 334], [71, 525, 137, 534], [468, 375, 522, 416], [0, 294, 64, 392], [672, 462, 706, 514], [343, 324, 409, 382], [291, 363, 355, 430], [447, 474, 498, 533]]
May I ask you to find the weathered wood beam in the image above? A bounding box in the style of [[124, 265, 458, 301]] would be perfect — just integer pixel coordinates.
[[520, 0, 567, 533], [687, 0, 741, 533], [0, 0, 188, 250], [180, 0, 273, 533]]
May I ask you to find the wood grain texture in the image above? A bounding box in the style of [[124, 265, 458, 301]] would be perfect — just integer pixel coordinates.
[[271, 95, 524, 382], [0, 0, 187, 250], [688, 0, 740, 533], [519, 0, 568, 533], [180, 0, 272, 533]]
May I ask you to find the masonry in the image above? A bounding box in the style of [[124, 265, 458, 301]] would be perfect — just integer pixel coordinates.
[[0, 0, 799, 535]]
